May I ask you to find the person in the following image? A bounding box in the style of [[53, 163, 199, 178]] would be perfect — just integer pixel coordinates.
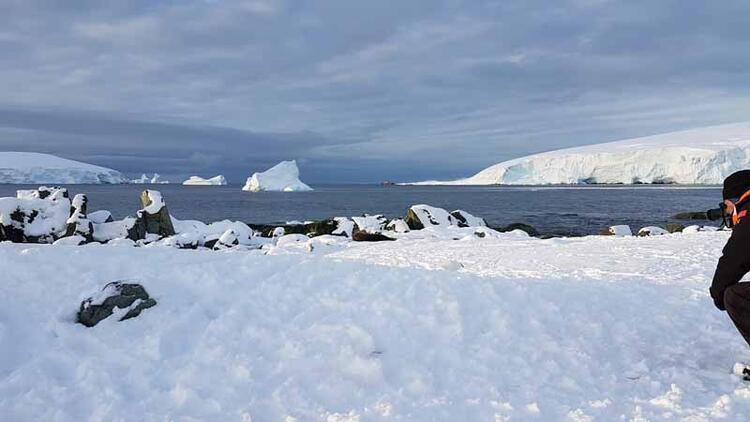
[[710, 170, 750, 349]]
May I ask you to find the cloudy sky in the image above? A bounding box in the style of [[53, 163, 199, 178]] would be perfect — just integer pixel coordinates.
[[1, 0, 749, 183]]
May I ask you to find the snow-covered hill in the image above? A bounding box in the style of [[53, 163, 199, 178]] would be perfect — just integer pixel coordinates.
[[413, 122, 750, 185], [0, 152, 125, 184], [242, 160, 312, 192], [183, 175, 227, 186]]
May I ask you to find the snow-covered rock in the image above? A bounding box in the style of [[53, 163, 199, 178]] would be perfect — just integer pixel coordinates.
[[404, 205, 485, 230], [0, 186, 72, 242], [0, 152, 125, 184], [604, 225, 633, 236], [242, 160, 313, 192], [412, 122, 750, 185], [638, 226, 669, 236], [352, 214, 388, 233], [183, 175, 227, 186]]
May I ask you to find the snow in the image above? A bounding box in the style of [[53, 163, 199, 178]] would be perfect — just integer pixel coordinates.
[[608, 225, 633, 236], [409, 204, 457, 227], [139, 190, 165, 215], [182, 175, 227, 186], [0, 187, 71, 240], [638, 226, 670, 236], [242, 160, 313, 192], [0, 152, 125, 184], [2, 230, 750, 420], [412, 122, 750, 185]]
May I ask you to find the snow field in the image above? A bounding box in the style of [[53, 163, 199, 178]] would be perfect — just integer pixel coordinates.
[[1, 231, 750, 420]]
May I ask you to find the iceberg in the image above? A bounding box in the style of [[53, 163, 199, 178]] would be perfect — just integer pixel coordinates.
[[0, 152, 125, 184], [242, 160, 313, 192], [183, 175, 227, 186], [412, 122, 750, 185], [130, 173, 168, 184]]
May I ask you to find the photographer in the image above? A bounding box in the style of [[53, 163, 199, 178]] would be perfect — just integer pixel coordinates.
[[711, 170, 750, 348]]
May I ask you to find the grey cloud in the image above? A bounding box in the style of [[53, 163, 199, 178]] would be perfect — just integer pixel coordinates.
[[0, 0, 749, 182]]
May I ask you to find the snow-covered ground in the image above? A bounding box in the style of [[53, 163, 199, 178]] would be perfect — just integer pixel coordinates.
[[411, 122, 750, 185], [2, 229, 750, 420], [243, 160, 313, 192], [182, 175, 227, 186], [0, 152, 125, 184]]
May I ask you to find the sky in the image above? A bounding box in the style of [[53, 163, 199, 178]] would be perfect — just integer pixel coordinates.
[[1, 0, 750, 183]]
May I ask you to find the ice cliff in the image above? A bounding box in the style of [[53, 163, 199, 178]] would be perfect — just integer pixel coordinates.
[[0, 152, 125, 184], [413, 122, 750, 185]]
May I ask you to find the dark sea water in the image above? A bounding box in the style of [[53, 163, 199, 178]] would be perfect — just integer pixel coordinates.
[[0, 184, 724, 236]]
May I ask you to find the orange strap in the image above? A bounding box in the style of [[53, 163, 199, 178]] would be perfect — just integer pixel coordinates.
[[734, 210, 748, 226]]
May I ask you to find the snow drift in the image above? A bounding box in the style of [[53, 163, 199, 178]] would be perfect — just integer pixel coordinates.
[[182, 175, 227, 186], [0, 152, 125, 184], [242, 160, 312, 192], [1, 229, 747, 420], [413, 122, 750, 185]]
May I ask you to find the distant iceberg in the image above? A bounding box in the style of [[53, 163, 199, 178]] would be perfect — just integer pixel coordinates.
[[410, 122, 750, 185], [131, 173, 168, 184], [0, 152, 125, 184], [242, 160, 313, 192], [183, 175, 227, 186]]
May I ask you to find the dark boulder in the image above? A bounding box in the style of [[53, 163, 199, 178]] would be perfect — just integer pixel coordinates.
[[128, 190, 175, 240], [666, 223, 685, 233], [352, 229, 396, 242], [248, 219, 339, 238], [494, 223, 540, 237], [77, 282, 157, 327], [672, 211, 708, 220]]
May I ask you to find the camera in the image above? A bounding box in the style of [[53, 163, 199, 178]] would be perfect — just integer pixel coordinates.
[[706, 202, 728, 221]]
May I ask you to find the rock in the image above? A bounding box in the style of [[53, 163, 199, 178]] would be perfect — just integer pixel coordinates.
[[76, 282, 157, 327], [213, 229, 239, 250], [88, 210, 114, 224], [386, 218, 410, 233], [666, 223, 685, 233], [600, 225, 632, 236], [65, 194, 94, 242], [0, 186, 71, 243], [332, 217, 355, 237], [405, 205, 456, 230], [128, 190, 175, 240], [352, 214, 388, 233], [495, 223, 539, 237], [352, 229, 396, 242], [248, 220, 339, 238], [637, 226, 669, 236], [672, 211, 708, 220], [450, 210, 486, 227]]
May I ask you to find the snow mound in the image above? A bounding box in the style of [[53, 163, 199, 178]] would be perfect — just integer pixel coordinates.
[[182, 175, 227, 186], [0, 152, 125, 184], [242, 161, 313, 192], [412, 122, 750, 185]]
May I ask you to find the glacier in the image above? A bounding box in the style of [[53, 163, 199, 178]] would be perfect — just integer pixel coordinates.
[[242, 160, 313, 192], [182, 175, 227, 186], [412, 122, 750, 185], [0, 152, 125, 184]]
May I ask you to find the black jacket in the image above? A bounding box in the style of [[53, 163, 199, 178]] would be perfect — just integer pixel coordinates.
[[711, 199, 750, 310]]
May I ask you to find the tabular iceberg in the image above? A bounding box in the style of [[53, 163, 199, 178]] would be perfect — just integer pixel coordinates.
[[242, 160, 313, 192], [183, 175, 227, 186], [412, 122, 750, 185], [0, 152, 125, 184]]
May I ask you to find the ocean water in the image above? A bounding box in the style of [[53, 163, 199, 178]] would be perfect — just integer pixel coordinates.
[[0, 184, 723, 236]]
